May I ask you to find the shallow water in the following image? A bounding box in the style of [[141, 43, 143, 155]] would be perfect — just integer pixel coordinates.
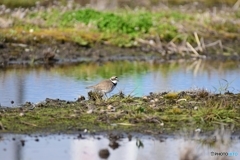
[[0, 133, 239, 160], [0, 60, 240, 107]]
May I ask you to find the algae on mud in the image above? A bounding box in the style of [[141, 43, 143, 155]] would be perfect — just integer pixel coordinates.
[[0, 91, 240, 134]]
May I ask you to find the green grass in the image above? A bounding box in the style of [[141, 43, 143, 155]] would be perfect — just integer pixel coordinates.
[[58, 9, 153, 37], [0, 3, 239, 49], [3, 8, 192, 46]]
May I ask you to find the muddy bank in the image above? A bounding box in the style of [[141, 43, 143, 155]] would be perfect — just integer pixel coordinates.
[[0, 42, 160, 67], [0, 90, 239, 134], [1, 41, 240, 68]]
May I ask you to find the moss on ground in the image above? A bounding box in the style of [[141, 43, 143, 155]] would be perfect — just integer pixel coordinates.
[[0, 91, 239, 134]]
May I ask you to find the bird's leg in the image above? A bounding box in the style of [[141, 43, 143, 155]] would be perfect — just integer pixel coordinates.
[[104, 93, 108, 99]]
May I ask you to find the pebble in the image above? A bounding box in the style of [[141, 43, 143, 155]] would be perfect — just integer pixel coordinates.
[[150, 100, 155, 103], [142, 96, 148, 100], [149, 104, 156, 108], [25, 48, 30, 52], [98, 149, 110, 159], [87, 109, 93, 114], [107, 105, 114, 110]]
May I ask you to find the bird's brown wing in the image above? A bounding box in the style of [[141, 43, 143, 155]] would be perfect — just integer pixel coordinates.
[[93, 80, 112, 90], [86, 80, 112, 91]]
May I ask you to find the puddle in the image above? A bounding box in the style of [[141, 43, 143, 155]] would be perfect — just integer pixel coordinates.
[[0, 132, 239, 160], [0, 60, 240, 107]]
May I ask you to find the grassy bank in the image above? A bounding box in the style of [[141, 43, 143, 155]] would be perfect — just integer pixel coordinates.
[[0, 2, 239, 57], [1, 0, 239, 8], [0, 91, 240, 134]]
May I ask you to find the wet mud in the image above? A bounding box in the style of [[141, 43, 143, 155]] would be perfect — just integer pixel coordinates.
[[1, 41, 240, 68]]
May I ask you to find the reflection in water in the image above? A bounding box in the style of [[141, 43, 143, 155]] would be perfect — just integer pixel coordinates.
[[0, 130, 240, 160], [0, 60, 240, 106]]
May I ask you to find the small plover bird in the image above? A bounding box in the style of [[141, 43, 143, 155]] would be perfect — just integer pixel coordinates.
[[86, 76, 118, 97]]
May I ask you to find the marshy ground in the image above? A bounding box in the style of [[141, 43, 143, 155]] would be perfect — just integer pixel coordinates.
[[0, 0, 240, 136], [1, 90, 240, 134]]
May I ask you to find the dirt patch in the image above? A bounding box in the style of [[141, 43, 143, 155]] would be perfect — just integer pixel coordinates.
[[0, 90, 239, 134]]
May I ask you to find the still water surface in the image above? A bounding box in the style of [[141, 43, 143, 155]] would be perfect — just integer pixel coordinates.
[[0, 60, 240, 107], [0, 133, 239, 160]]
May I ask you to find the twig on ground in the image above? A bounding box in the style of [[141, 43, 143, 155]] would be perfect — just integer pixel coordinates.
[[194, 32, 203, 52], [205, 40, 223, 50], [186, 42, 200, 57], [21, 121, 37, 127], [137, 33, 224, 59]]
